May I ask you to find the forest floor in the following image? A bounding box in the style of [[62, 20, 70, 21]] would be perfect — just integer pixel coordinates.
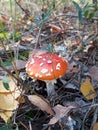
[[0, 1, 98, 130]]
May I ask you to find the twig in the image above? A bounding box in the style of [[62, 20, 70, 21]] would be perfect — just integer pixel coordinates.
[[34, 25, 43, 50], [15, 0, 25, 12], [19, 121, 29, 130], [29, 121, 32, 130], [31, 23, 44, 55], [57, 14, 98, 21]]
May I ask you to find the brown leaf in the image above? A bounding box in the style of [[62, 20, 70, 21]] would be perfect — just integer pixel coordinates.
[[49, 24, 65, 33], [16, 96, 25, 104], [93, 122, 98, 130], [25, 35, 34, 42], [89, 66, 98, 81], [0, 15, 8, 24], [48, 104, 76, 125], [28, 95, 55, 116]]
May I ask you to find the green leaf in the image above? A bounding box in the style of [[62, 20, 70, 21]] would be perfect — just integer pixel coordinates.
[[78, 10, 83, 21], [42, 44, 52, 52], [2, 76, 10, 90], [88, 3, 96, 7], [15, 126, 19, 130], [0, 125, 18, 130], [0, 32, 8, 38], [72, 1, 83, 22], [0, 126, 9, 130], [2, 62, 12, 67], [43, 11, 51, 21], [34, 19, 43, 26], [83, 3, 89, 10], [72, 1, 82, 12], [84, 10, 89, 17], [88, 12, 94, 19], [9, 32, 21, 42]]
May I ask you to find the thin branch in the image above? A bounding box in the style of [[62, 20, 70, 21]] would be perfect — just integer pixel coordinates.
[[57, 14, 98, 21]]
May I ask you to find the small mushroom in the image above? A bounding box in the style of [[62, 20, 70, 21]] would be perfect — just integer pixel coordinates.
[[26, 52, 68, 96]]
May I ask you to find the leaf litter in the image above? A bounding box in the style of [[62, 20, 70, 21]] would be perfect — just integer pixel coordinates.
[[0, 0, 98, 130]]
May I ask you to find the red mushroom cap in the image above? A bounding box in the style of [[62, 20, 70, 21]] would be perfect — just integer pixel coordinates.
[[26, 52, 68, 80]]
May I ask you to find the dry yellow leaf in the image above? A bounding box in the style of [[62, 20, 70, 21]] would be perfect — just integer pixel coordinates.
[[0, 76, 21, 122], [0, 100, 18, 123], [80, 77, 96, 100]]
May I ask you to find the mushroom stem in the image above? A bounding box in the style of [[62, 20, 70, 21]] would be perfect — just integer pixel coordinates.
[[46, 80, 57, 97]]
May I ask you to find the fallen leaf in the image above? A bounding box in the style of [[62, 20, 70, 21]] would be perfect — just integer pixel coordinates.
[[25, 35, 34, 42], [67, 61, 77, 73], [70, 67, 79, 73], [0, 60, 26, 71], [16, 96, 25, 104], [0, 15, 8, 24], [80, 77, 96, 100], [48, 104, 76, 125], [49, 24, 65, 33], [29, 49, 48, 59], [89, 66, 98, 81], [93, 122, 98, 130], [18, 0, 23, 4], [15, 60, 26, 70], [28, 95, 55, 116], [0, 76, 21, 122]]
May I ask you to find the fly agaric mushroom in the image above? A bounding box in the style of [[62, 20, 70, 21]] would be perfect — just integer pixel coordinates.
[[26, 52, 68, 96]]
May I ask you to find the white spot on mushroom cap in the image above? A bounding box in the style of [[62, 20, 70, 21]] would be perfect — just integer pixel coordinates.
[[35, 73, 39, 77], [51, 69, 53, 72], [30, 59, 35, 64], [46, 73, 51, 76], [41, 69, 48, 74], [36, 56, 42, 58], [39, 75, 42, 78], [58, 55, 61, 57], [32, 73, 43, 78], [30, 71, 34, 75], [40, 62, 44, 66], [27, 67, 32, 72], [47, 60, 52, 63], [43, 58, 46, 61], [56, 63, 61, 70]]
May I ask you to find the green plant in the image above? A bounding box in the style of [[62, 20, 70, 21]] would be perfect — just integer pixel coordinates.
[[0, 124, 19, 130], [72, 0, 98, 22], [9, 31, 22, 42]]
